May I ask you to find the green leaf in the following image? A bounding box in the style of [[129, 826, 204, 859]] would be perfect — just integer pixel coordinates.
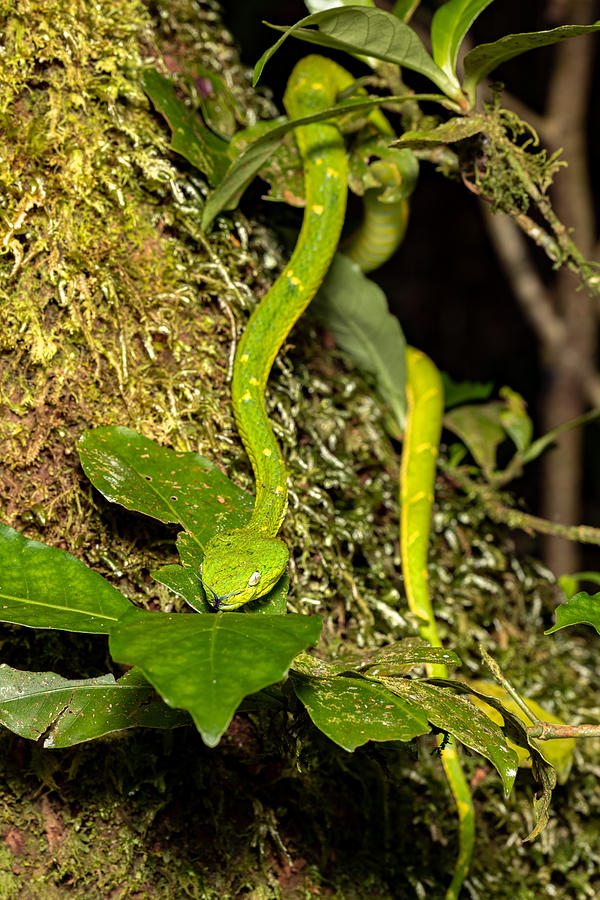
[[313, 253, 407, 430], [306, 0, 375, 11], [151, 563, 207, 612], [142, 69, 230, 186], [463, 21, 600, 104], [545, 591, 600, 636], [444, 401, 507, 478], [558, 572, 600, 600], [498, 386, 532, 454], [0, 666, 189, 748], [392, 0, 421, 23], [441, 372, 494, 408], [383, 678, 519, 794], [431, 0, 496, 80], [397, 114, 487, 144], [0, 523, 132, 634], [109, 608, 322, 746], [78, 427, 253, 550], [292, 672, 430, 750], [202, 93, 421, 231], [292, 638, 460, 677], [254, 8, 464, 104]]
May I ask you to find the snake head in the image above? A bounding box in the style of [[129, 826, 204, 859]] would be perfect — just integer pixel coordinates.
[[200, 529, 289, 611]]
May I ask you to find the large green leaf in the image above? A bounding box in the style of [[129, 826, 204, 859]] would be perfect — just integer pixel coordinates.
[[109, 608, 322, 746], [0, 523, 132, 633], [292, 672, 430, 750], [254, 7, 464, 104], [545, 592, 600, 636], [431, 0, 495, 80], [463, 22, 600, 104], [313, 253, 407, 431], [142, 69, 230, 186], [382, 678, 519, 794], [78, 427, 253, 550], [0, 666, 189, 748], [558, 572, 600, 600]]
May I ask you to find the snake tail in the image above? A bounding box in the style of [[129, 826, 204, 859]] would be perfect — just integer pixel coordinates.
[[201, 56, 352, 610]]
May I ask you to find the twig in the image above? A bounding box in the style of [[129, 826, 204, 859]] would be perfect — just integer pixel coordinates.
[[442, 462, 600, 547], [479, 645, 540, 724], [528, 722, 600, 740]]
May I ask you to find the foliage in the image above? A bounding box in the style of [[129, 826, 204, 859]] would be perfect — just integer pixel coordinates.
[[3, 2, 600, 896]]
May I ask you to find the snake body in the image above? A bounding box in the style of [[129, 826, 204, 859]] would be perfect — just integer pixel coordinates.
[[201, 56, 353, 610]]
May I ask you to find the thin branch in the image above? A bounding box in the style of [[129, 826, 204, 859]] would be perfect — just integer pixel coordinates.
[[442, 463, 600, 547]]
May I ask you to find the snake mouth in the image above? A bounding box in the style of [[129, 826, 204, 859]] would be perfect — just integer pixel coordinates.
[[197, 573, 245, 612]]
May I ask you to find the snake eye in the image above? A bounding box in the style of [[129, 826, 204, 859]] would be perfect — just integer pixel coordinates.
[[248, 570, 261, 587]]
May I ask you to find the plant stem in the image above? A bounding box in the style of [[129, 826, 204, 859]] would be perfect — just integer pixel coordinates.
[[442, 462, 600, 547]]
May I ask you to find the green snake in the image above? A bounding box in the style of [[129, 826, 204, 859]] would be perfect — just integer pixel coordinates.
[[200, 56, 353, 610], [345, 150, 475, 900], [202, 52, 474, 898]]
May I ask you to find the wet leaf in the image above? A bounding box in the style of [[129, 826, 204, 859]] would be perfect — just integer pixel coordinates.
[[463, 22, 600, 103], [0, 665, 189, 748], [545, 591, 600, 636], [255, 8, 463, 103], [142, 68, 229, 186], [0, 523, 132, 634], [109, 608, 322, 746], [292, 673, 429, 750], [383, 678, 519, 794], [397, 114, 487, 145], [78, 427, 253, 550], [313, 253, 407, 430], [431, 0, 496, 80]]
